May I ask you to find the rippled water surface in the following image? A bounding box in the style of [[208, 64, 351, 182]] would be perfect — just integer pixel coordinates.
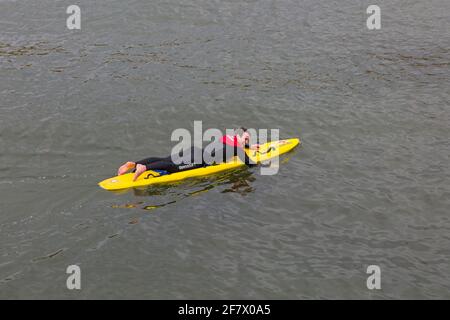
[[0, 0, 449, 299]]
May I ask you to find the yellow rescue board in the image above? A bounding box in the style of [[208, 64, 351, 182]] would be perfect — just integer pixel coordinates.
[[98, 138, 300, 191]]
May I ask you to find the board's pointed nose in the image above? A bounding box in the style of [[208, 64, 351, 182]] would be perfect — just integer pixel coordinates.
[[98, 181, 106, 190], [98, 178, 111, 190]]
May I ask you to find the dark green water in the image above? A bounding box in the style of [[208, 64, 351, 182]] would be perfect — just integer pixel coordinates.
[[0, 0, 449, 299]]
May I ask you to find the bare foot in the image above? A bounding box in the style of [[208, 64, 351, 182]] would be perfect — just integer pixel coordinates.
[[118, 161, 135, 175], [133, 164, 147, 181]]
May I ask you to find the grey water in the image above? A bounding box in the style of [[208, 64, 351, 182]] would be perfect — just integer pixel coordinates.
[[0, 0, 449, 299]]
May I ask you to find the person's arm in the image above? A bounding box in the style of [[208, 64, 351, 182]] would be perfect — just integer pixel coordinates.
[[236, 146, 257, 166]]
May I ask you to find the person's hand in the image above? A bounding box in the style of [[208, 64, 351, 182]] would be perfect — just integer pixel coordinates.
[[250, 144, 260, 150]]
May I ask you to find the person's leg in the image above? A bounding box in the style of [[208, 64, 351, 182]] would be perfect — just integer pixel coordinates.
[[133, 149, 208, 181], [133, 159, 179, 181], [130, 157, 167, 181], [133, 154, 209, 181], [135, 157, 166, 166], [118, 157, 166, 176]]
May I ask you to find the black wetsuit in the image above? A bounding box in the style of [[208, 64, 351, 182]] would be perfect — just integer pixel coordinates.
[[135, 143, 255, 174]]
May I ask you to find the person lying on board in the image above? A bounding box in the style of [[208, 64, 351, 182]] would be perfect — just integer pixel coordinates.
[[117, 127, 260, 181]]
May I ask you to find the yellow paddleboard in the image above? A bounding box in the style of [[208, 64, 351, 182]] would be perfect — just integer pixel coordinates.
[[98, 138, 300, 191]]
